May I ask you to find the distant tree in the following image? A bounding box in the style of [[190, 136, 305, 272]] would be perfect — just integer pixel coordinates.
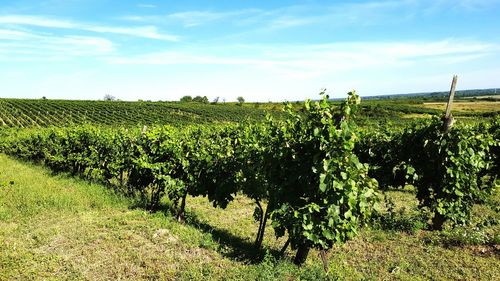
[[222, 98, 226, 104], [104, 94, 116, 101], [193, 95, 209, 104], [212, 96, 220, 104], [237, 96, 245, 104], [41, 96, 47, 100], [180, 95, 193, 102]]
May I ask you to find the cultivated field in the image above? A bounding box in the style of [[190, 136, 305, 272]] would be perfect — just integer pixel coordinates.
[[0, 94, 498, 280]]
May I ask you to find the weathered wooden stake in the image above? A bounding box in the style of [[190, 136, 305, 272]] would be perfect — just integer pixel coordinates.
[[432, 75, 458, 230], [443, 75, 457, 133]]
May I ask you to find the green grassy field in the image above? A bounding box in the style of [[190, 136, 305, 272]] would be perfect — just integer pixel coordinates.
[[1, 154, 498, 280]]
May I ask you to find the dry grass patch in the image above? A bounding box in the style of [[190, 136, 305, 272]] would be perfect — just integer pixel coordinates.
[[421, 101, 500, 112]]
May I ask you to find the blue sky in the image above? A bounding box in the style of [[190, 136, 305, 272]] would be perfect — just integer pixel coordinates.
[[0, 0, 499, 101]]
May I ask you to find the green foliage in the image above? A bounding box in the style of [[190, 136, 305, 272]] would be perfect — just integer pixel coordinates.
[[487, 117, 500, 183], [1, 91, 382, 265], [261, 92, 379, 263], [359, 117, 498, 230], [192, 96, 209, 103], [1, 124, 245, 218], [424, 215, 499, 246], [405, 119, 495, 229], [371, 196, 427, 234], [356, 127, 415, 190], [180, 95, 193, 102], [103, 94, 116, 101]]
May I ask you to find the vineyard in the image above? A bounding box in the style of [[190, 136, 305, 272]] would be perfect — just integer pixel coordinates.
[[0, 92, 499, 280], [1, 96, 498, 129], [0, 98, 280, 127]]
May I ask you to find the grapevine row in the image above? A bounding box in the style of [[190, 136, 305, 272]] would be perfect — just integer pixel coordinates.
[[357, 117, 499, 229], [1, 93, 498, 265]]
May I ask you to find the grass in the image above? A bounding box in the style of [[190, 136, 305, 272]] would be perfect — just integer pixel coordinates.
[[1, 154, 499, 280], [462, 96, 500, 100], [420, 101, 500, 112]]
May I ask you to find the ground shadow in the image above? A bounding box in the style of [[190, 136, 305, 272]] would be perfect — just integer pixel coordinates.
[[128, 198, 284, 264], [183, 210, 283, 263]]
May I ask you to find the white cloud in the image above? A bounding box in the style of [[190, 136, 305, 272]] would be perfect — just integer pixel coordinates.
[[84, 25, 176, 41], [0, 28, 115, 61], [121, 0, 499, 33], [132, 2, 410, 31], [0, 15, 74, 28], [0, 15, 179, 41], [137, 3, 156, 9], [123, 10, 260, 27], [0, 28, 33, 39], [167, 11, 230, 27], [268, 16, 314, 29], [106, 39, 497, 77], [52, 36, 114, 54], [166, 10, 257, 27]]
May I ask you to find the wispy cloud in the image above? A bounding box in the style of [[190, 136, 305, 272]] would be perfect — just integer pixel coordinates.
[[0, 27, 114, 61], [84, 25, 175, 40], [137, 3, 156, 9], [123, 9, 260, 28], [107, 40, 496, 64], [267, 16, 314, 29], [121, 0, 499, 34], [166, 10, 258, 27], [0, 28, 32, 39], [0, 15, 179, 41], [0, 15, 74, 28], [425, 0, 500, 13], [121, 2, 413, 31], [105, 39, 498, 79]]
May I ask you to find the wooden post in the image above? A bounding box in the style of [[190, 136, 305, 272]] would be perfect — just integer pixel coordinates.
[[443, 75, 457, 133], [432, 75, 458, 230]]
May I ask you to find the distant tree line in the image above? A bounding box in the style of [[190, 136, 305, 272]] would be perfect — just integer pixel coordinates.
[[180, 95, 209, 103], [180, 95, 246, 105]]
